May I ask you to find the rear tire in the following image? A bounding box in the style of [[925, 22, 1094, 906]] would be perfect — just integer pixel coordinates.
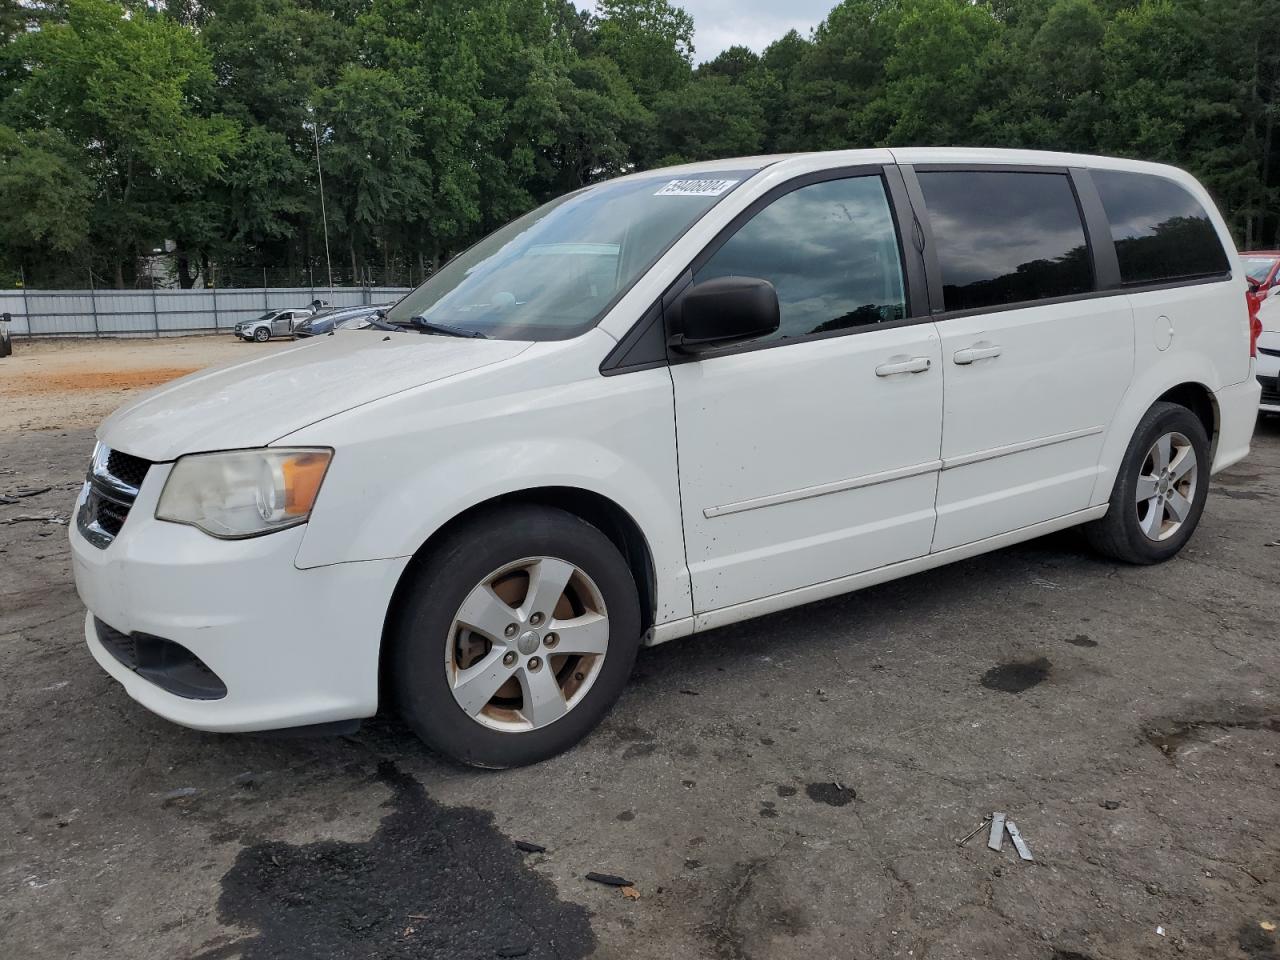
[[1085, 401, 1210, 564], [391, 504, 642, 768]]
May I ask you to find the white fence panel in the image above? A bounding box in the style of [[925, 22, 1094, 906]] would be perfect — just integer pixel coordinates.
[[0, 287, 412, 337]]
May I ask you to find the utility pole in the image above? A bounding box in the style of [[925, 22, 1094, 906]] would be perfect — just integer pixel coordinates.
[[312, 115, 335, 297]]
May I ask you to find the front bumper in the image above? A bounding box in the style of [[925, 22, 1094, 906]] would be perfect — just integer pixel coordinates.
[[70, 463, 408, 732]]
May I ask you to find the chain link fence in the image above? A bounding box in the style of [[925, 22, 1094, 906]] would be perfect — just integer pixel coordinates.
[[0, 286, 412, 338]]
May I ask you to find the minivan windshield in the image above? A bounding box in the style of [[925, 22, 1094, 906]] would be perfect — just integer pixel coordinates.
[[385, 169, 759, 340]]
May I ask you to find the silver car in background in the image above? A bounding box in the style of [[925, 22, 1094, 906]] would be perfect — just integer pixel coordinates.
[[293, 303, 392, 338], [234, 307, 315, 342]]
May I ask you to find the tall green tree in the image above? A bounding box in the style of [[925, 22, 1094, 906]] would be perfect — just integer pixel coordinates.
[[594, 0, 695, 103], [3, 0, 236, 286]]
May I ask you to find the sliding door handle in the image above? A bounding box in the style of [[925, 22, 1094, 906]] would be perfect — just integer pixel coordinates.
[[875, 356, 932, 377], [953, 343, 1002, 365]]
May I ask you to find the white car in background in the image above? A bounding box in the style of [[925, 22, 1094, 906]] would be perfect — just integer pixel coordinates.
[[1257, 294, 1280, 412], [71, 148, 1260, 768]]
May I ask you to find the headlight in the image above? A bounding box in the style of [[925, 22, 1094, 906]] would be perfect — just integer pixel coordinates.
[[155, 448, 332, 539]]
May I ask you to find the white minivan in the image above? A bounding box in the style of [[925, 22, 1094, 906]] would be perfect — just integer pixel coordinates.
[[71, 148, 1263, 767]]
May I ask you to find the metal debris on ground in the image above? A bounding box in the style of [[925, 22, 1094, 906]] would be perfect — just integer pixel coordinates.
[[513, 840, 546, 854], [160, 787, 199, 806], [957, 817, 992, 846], [585, 872, 633, 887], [987, 812, 1007, 851], [981, 812, 1033, 862], [1005, 821, 1034, 861], [3, 514, 69, 525], [13, 486, 52, 497]]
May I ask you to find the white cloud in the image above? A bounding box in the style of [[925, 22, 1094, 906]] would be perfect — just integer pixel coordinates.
[[580, 0, 831, 61]]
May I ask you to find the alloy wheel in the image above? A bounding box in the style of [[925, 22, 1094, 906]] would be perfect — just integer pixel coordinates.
[[1135, 431, 1197, 542], [445, 556, 609, 732]]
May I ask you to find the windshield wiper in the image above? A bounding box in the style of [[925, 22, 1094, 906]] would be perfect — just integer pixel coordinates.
[[394, 315, 488, 339]]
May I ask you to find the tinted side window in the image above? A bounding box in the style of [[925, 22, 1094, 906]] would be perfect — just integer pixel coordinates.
[[695, 176, 906, 343], [1092, 170, 1229, 285], [917, 171, 1093, 312]]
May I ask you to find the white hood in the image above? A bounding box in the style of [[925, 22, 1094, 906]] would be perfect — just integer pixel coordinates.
[[98, 332, 531, 461]]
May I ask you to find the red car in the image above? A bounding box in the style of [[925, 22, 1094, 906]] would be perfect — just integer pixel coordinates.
[[1241, 250, 1280, 310]]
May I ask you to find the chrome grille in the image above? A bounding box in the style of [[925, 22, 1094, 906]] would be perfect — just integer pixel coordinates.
[[76, 444, 152, 549]]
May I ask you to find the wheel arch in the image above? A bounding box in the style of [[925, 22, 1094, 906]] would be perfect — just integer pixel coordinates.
[[378, 486, 658, 700], [1155, 381, 1219, 457], [1093, 369, 1222, 507]]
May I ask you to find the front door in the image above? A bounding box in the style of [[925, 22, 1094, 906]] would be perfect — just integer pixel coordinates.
[[670, 172, 944, 614], [906, 167, 1135, 552]]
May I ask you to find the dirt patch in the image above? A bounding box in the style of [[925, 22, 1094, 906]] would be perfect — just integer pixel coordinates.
[[1144, 712, 1280, 760], [0, 335, 289, 432], [5, 368, 199, 395]]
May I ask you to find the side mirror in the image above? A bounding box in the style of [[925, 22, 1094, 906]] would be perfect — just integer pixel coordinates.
[[668, 276, 780, 353]]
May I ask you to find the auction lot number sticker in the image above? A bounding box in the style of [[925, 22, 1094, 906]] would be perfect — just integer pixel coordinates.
[[654, 179, 740, 197]]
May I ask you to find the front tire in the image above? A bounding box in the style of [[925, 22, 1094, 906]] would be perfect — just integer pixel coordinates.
[[253, 327, 270, 343], [1085, 401, 1210, 564], [391, 505, 642, 768]]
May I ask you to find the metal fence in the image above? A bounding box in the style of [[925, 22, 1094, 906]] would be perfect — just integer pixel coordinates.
[[0, 286, 413, 338]]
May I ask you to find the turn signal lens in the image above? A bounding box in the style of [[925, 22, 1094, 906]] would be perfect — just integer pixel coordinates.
[[283, 452, 329, 515]]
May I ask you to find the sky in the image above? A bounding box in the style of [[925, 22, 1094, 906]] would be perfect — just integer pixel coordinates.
[[580, 0, 833, 62]]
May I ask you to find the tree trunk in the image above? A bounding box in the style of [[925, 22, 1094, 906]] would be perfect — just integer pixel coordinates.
[[114, 258, 125, 289], [177, 256, 197, 290]]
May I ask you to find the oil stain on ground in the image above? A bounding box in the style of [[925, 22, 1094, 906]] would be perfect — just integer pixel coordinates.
[[1064, 634, 1097, 648], [195, 759, 594, 960], [805, 782, 856, 806], [980, 657, 1051, 693]]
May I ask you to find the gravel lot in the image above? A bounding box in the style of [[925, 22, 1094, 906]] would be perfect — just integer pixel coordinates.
[[2, 335, 1278, 960]]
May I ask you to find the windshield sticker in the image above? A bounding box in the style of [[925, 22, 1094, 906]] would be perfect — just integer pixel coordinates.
[[654, 178, 740, 197]]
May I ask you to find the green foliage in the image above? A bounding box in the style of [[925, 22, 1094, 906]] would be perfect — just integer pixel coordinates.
[[649, 75, 765, 165], [4, 0, 1280, 287], [0, 125, 93, 284]]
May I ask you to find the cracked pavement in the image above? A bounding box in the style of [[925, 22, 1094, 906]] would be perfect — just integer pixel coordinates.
[[2, 399, 1278, 959]]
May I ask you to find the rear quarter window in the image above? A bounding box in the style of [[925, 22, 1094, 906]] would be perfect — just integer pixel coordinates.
[[1092, 170, 1230, 285], [916, 170, 1093, 312]]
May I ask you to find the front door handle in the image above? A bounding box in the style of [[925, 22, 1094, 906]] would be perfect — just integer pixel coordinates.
[[875, 356, 932, 377], [953, 343, 1002, 365]]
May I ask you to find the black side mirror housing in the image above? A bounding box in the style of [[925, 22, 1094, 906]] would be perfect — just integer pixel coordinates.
[[668, 276, 780, 353]]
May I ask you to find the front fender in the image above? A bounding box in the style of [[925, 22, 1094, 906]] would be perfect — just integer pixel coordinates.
[[283, 334, 693, 625]]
